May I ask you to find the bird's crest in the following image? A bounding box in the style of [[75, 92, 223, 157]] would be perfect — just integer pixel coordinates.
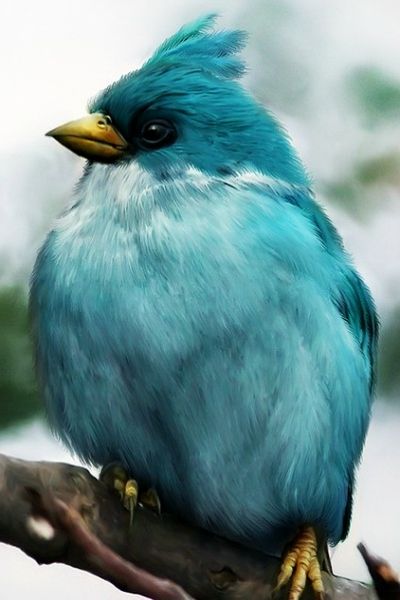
[[143, 14, 247, 80]]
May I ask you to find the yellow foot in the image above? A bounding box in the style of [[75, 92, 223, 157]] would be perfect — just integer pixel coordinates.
[[275, 526, 325, 600], [100, 463, 138, 526]]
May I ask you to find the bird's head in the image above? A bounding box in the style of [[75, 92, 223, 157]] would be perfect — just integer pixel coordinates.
[[47, 15, 307, 185]]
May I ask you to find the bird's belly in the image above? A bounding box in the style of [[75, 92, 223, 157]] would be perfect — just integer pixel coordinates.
[[31, 214, 370, 552], [36, 277, 364, 553]]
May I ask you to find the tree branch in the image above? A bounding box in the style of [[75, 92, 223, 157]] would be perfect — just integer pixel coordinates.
[[0, 453, 376, 599], [358, 543, 400, 600]]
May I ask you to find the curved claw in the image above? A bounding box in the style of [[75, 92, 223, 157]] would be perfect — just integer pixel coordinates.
[[100, 463, 138, 526], [124, 479, 139, 526]]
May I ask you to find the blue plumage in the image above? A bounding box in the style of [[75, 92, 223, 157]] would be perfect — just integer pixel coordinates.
[[30, 15, 377, 558]]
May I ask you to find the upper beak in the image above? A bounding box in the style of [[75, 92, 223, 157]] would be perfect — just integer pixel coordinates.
[[46, 113, 129, 162]]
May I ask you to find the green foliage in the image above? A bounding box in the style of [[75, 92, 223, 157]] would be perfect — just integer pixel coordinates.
[[354, 153, 400, 187], [0, 287, 42, 429], [347, 67, 400, 125], [377, 309, 400, 399], [322, 150, 400, 216]]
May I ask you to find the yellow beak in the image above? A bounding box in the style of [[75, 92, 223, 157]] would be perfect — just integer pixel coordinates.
[[46, 113, 129, 162]]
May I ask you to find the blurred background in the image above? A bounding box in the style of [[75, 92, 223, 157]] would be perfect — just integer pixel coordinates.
[[1, 0, 399, 597]]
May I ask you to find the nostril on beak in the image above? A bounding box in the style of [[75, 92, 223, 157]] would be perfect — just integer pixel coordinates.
[[97, 115, 112, 129]]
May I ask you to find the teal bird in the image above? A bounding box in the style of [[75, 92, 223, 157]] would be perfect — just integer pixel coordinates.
[[30, 15, 378, 598]]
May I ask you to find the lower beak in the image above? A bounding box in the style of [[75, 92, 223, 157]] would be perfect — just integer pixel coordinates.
[[46, 113, 129, 162]]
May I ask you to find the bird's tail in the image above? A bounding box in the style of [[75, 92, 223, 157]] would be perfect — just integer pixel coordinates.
[[322, 543, 333, 574]]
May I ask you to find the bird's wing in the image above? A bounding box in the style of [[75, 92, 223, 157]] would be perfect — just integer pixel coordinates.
[[334, 266, 378, 393], [275, 181, 378, 392], [332, 265, 378, 540], [272, 180, 378, 540]]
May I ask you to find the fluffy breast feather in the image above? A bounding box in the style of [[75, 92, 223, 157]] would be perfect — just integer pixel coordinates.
[[30, 163, 373, 551]]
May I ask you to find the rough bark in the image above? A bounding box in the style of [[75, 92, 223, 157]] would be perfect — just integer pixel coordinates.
[[0, 453, 377, 599]]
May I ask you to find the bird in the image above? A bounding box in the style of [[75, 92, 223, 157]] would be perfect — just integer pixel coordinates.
[[30, 14, 378, 599]]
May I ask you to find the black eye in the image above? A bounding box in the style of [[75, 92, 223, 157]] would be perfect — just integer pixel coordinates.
[[139, 119, 177, 150]]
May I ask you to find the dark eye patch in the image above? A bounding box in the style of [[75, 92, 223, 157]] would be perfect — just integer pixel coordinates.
[[127, 107, 177, 151], [138, 119, 177, 150]]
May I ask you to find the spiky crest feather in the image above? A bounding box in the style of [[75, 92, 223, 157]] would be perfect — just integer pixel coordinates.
[[143, 14, 247, 80]]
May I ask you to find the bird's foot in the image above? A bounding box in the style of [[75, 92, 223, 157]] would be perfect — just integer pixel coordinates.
[[100, 463, 139, 525], [275, 526, 325, 600], [100, 463, 161, 525]]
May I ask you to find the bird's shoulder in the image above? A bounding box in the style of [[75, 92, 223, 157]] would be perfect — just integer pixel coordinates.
[[223, 171, 378, 387]]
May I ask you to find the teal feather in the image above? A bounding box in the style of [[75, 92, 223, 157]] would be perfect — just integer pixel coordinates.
[[144, 14, 247, 80], [30, 17, 378, 557], [148, 14, 219, 59]]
